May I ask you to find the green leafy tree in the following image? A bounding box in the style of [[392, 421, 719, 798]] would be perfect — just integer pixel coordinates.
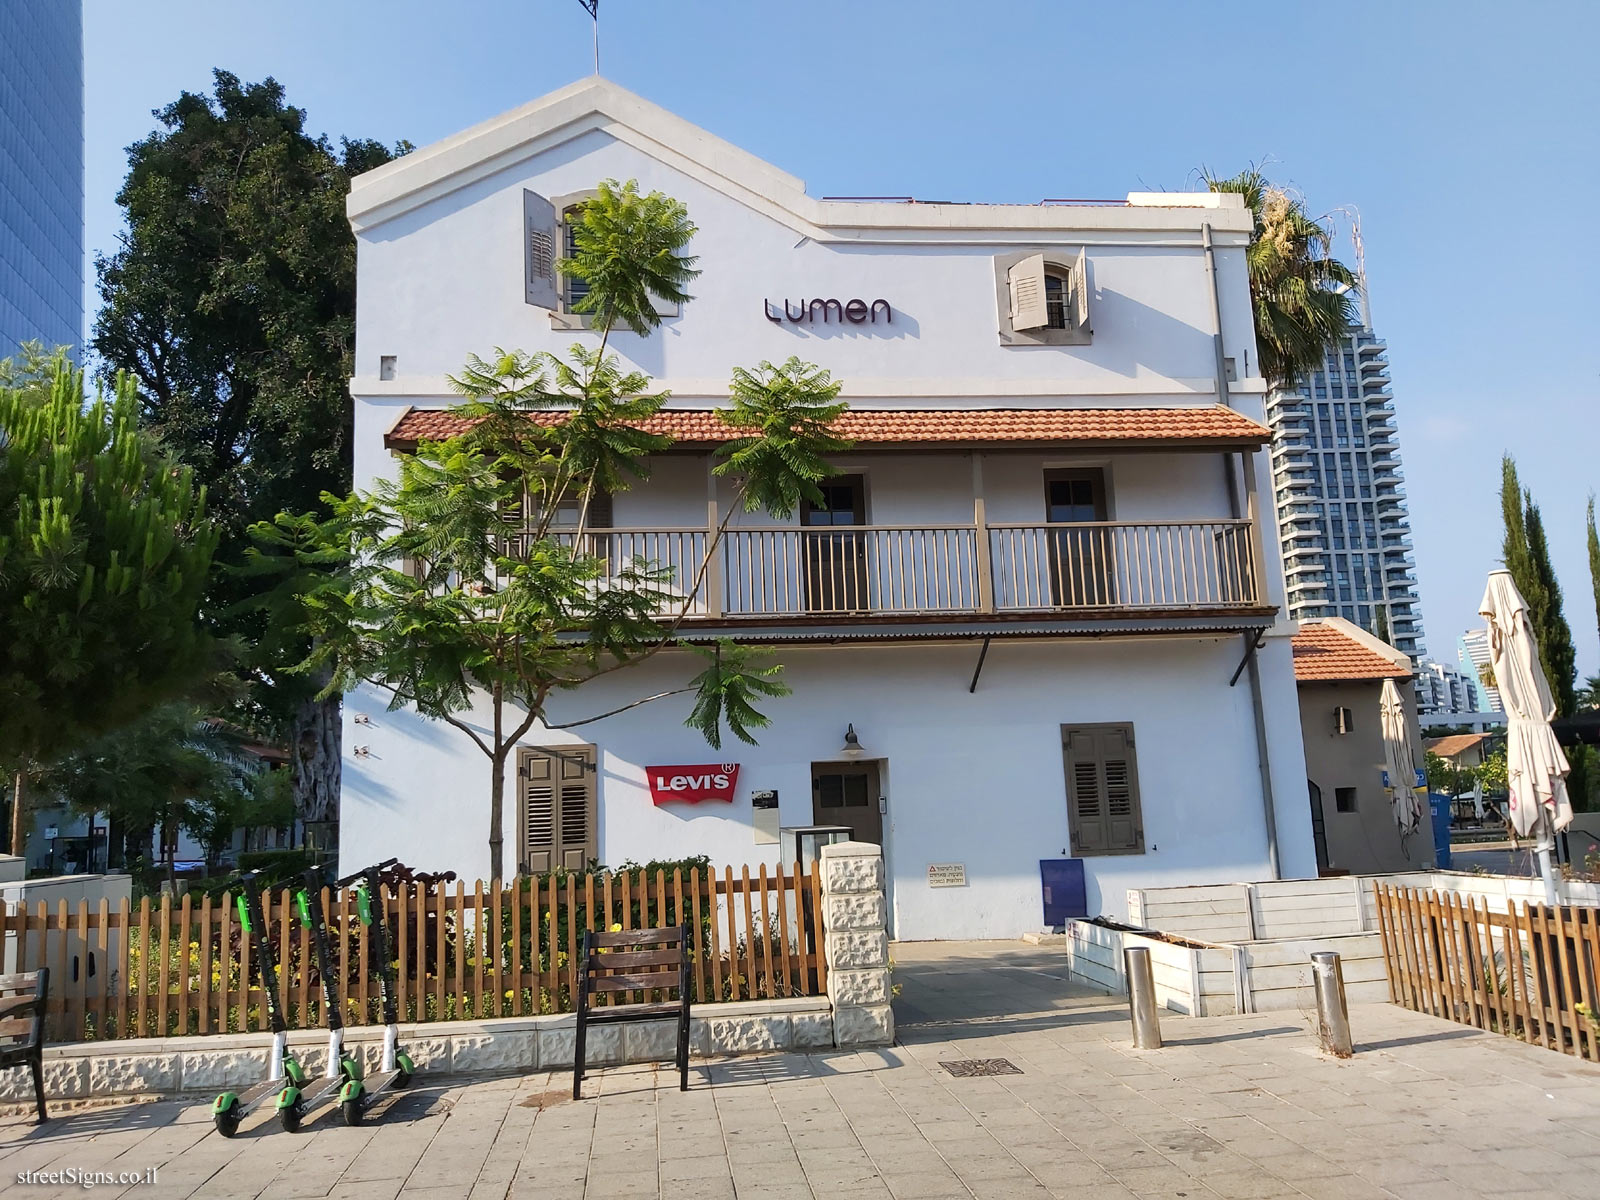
[[1479, 749, 1508, 796], [1579, 674, 1600, 712], [1203, 167, 1359, 389], [0, 356, 219, 854], [255, 181, 849, 880], [1424, 750, 1479, 797], [91, 70, 405, 838]]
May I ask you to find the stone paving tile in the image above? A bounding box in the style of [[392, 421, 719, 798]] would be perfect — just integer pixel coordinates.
[[7, 940, 1600, 1198]]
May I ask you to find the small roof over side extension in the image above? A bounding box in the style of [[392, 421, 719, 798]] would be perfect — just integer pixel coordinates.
[[1292, 618, 1413, 684]]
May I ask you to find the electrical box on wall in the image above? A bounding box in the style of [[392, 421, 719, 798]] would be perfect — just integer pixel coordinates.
[[751, 790, 779, 844]]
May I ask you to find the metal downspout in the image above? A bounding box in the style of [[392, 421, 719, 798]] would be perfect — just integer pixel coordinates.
[[1204, 222, 1282, 879]]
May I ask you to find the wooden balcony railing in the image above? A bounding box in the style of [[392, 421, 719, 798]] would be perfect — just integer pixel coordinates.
[[523, 518, 1263, 621]]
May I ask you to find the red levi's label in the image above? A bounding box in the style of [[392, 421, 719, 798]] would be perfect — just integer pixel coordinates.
[[646, 764, 741, 804]]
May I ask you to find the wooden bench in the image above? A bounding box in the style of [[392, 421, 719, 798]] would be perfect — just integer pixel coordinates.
[[0, 970, 49, 1122], [573, 925, 690, 1100]]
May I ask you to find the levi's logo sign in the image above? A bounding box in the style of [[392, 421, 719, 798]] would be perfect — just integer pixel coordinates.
[[647, 764, 741, 805]]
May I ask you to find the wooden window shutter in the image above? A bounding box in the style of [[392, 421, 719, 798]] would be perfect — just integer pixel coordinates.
[[524, 190, 559, 310], [1063, 724, 1144, 856], [518, 746, 597, 873], [585, 487, 613, 529], [1073, 246, 1092, 332], [1007, 253, 1048, 331]]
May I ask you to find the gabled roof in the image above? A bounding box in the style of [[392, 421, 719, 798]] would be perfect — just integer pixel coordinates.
[[383, 405, 1271, 451], [346, 77, 1252, 238], [1425, 733, 1493, 758], [1291, 619, 1413, 683]]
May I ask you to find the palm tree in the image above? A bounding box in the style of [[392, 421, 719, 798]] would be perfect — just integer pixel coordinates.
[[1204, 168, 1359, 390], [1579, 673, 1600, 711]]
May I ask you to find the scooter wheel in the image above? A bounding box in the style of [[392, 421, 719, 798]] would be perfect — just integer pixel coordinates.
[[394, 1067, 411, 1089], [342, 1098, 363, 1127], [213, 1100, 241, 1139], [278, 1103, 303, 1133]]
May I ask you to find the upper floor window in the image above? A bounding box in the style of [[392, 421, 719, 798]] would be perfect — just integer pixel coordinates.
[[994, 250, 1092, 346], [562, 204, 591, 312]]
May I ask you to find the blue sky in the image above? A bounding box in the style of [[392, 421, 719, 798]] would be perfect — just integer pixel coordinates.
[[84, 0, 1600, 680]]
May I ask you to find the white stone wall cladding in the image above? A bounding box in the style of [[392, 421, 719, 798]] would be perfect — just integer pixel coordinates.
[[819, 842, 895, 1048], [4, 999, 835, 1102]]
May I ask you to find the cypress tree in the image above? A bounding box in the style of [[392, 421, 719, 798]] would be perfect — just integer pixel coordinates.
[[1524, 497, 1577, 718]]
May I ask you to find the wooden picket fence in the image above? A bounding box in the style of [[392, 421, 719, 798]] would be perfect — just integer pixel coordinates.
[[0, 863, 826, 1044], [1373, 883, 1600, 1062]]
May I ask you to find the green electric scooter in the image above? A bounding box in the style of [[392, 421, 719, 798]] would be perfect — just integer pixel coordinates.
[[334, 861, 414, 1125], [271, 868, 362, 1131], [211, 872, 310, 1137]]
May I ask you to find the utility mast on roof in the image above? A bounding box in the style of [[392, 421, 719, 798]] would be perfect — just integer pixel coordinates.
[[578, 0, 599, 74]]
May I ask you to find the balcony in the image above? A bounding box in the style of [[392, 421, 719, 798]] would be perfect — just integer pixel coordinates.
[[538, 519, 1268, 628]]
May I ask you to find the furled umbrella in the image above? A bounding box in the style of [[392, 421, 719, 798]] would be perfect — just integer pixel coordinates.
[[1479, 569, 1572, 903], [1380, 677, 1424, 845]]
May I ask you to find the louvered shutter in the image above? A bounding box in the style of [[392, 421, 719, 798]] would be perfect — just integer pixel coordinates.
[[519, 746, 597, 873], [1073, 246, 1092, 332], [1063, 724, 1144, 856], [584, 487, 613, 529], [1008, 253, 1048, 331], [520, 751, 557, 873], [524, 190, 559, 310]]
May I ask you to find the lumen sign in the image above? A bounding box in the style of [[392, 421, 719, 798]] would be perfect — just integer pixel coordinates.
[[764, 298, 892, 325], [647, 763, 741, 805]]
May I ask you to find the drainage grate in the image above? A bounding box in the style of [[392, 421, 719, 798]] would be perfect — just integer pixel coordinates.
[[938, 1058, 1022, 1078]]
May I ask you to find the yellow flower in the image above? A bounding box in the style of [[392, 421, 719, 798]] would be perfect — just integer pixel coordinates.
[[609, 923, 622, 933]]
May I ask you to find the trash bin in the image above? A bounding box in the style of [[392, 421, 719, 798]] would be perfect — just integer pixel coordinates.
[[1039, 859, 1087, 928], [1428, 793, 1452, 870]]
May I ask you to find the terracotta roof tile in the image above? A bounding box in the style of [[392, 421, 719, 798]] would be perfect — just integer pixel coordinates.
[[383, 405, 1271, 450], [1424, 733, 1492, 758], [1291, 622, 1413, 683]]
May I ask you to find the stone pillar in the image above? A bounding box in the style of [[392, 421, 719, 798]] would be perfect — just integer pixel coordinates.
[[819, 840, 894, 1046]]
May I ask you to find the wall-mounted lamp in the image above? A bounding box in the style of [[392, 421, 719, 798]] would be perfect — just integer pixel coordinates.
[[840, 724, 865, 759]]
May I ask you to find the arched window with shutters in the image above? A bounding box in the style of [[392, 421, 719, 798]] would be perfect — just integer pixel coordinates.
[[518, 745, 598, 874]]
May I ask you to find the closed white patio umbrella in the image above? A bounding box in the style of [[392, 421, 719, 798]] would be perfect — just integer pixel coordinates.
[[1479, 569, 1572, 903], [1380, 677, 1424, 843]]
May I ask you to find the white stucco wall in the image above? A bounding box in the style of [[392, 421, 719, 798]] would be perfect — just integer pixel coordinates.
[[340, 636, 1310, 941]]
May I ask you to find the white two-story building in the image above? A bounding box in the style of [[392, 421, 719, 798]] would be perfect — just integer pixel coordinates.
[[339, 78, 1316, 940]]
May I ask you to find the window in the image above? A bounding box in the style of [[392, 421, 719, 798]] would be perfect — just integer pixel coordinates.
[[1062, 724, 1144, 856], [1335, 787, 1358, 814], [517, 745, 597, 873], [562, 204, 590, 311], [994, 249, 1092, 345]]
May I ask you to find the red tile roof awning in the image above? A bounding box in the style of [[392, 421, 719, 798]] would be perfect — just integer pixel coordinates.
[[1291, 622, 1413, 683], [383, 405, 1271, 451]]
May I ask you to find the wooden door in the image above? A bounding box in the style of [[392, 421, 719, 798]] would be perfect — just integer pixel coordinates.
[[1044, 469, 1111, 607], [810, 761, 883, 845], [802, 475, 868, 612]]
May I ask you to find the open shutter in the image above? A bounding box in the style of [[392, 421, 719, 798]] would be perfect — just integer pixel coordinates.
[[520, 751, 556, 873], [1007, 253, 1048, 331], [647, 291, 682, 319], [1073, 246, 1092, 332], [524, 190, 559, 310]]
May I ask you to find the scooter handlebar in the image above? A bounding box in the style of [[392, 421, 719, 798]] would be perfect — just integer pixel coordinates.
[[335, 858, 401, 888]]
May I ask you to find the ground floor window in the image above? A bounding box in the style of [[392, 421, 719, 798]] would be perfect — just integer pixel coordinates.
[[518, 745, 597, 873], [1062, 723, 1144, 855]]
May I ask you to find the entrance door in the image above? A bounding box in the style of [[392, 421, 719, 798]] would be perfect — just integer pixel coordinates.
[[802, 475, 868, 612], [811, 761, 882, 845], [1044, 468, 1112, 607]]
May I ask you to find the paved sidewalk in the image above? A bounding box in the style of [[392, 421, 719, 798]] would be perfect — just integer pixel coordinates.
[[3, 940, 1598, 1198]]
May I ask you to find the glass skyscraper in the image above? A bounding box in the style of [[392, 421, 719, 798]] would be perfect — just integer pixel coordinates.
[[0, 0, 84, 358], [1269, 322, 1427, 661]]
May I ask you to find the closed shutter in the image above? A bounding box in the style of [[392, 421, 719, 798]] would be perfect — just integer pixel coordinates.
[[1007, 253, 1048, 331], [584, 487, 613, 529], [518, 745, 597, 873], [1073, 246, 1092, 332], [524, 190, 559, 310], [1063, 724, 1144, 856]]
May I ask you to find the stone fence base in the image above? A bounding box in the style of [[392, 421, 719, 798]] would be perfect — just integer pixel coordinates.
[[2, 997, 832, 1104]]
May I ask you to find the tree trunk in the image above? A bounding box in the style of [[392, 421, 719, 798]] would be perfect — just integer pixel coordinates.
[[489, 751, 506, 883], [291, 685, 341, 853], [8, 769, 24, 859]]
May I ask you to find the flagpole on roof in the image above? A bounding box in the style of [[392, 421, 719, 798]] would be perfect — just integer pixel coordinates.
[[579, 0, 599, 74]]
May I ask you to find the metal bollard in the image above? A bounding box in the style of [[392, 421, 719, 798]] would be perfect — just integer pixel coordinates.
[[1311, 951, 1353, 1058], [1124, 946, 1163, 1049]]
